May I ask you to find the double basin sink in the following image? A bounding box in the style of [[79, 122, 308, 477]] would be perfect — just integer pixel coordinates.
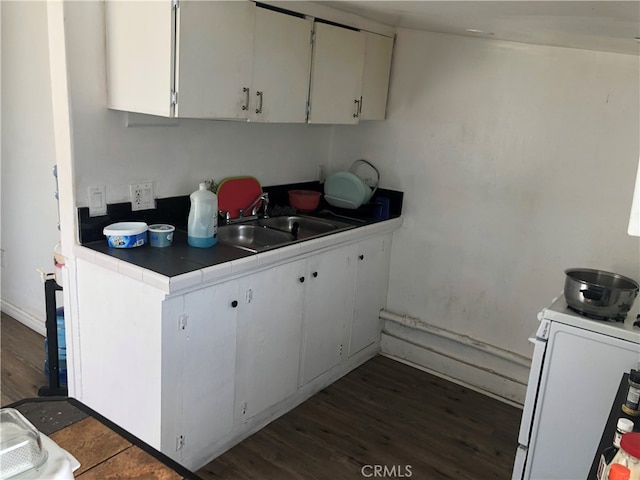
[[217, 215, 355, 253]]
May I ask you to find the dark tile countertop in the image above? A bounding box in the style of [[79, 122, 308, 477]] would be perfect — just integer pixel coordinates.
[[82, 229, 254, 278], [78, 182, 403, 281]]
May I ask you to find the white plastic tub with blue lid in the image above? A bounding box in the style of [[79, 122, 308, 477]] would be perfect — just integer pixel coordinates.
[[103, 222, 148, 248]]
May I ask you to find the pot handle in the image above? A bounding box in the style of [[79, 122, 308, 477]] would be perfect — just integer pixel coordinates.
[[580, 286, 604, 302]]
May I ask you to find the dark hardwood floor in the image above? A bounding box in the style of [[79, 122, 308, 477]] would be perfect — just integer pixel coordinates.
[[1, 312, 46, 405], [1, 312, 522, 479], [197, 355, 521, 480]]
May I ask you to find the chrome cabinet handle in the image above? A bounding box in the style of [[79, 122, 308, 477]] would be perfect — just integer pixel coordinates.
[[255, 91, 263, 114], [242, 87, 249, 111], [353, 98, 360, 118]]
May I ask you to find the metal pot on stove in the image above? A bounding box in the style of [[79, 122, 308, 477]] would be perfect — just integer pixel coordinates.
[[564, 268, 639, 320]]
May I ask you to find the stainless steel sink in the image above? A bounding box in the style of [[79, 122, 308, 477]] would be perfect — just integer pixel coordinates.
[[217, 215, 356, 252], [217, 224, 294, 252], [255, 215, 353, 239]]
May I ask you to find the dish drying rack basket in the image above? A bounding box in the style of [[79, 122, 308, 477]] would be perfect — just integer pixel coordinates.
[[349, 159, 380, 199]]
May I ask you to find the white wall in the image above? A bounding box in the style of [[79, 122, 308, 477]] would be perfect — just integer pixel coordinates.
[[1, 1, 60, 334], [64, 1, 332, 208], [330, 29, 640, 402]]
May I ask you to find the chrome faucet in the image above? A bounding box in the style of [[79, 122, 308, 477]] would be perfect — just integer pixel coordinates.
[[245, 192, 269, 218], [222, 192, 269, 224]]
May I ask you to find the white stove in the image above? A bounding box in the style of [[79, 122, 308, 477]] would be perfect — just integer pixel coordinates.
[[513, 294, 640, 480], [541, 293, 640, 344]]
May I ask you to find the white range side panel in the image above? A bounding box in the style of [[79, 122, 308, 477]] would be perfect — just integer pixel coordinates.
[[359, 31, 394, 121], [308, 22, 365, 124], [300, 245, 356, 385], [251, 6, 312, 123], [75, 259, 166, 449], [349, 234, 392, 356], [175, 1, 255, 119], [526, 321, 640, 480], [105, 1, 173, 116]]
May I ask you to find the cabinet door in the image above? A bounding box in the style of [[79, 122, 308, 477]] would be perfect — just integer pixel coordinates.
[[175, 1, 255, 119], [240, 259, 306, 419], [105, 1, 174, 116], [300, 245, 356, 385], [349, 234, 392, 356], [180, 280, 240, 468], [308, 22, 365, 124], [359, 32, 393, 121], [251, 7, 312, 123]]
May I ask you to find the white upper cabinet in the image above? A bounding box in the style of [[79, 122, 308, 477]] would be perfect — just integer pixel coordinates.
[[106, 0, 255, 119], [105, 1, 175, 117], [105, 1, 393, 123], [359, 32, 394, 121], [175, 1, 255, 119], [308, 22, 365, 124], [250, 7, 312, 122]]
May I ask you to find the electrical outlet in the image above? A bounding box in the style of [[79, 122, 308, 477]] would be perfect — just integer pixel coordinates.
[[129, 182, 155, 211], [241, 401, 247, 415]]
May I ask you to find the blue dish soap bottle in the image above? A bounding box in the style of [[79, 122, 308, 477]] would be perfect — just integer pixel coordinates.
[[187, 183, 218, 248]]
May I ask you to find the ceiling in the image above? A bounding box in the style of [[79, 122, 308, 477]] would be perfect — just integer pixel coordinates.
[[319, 1, 640, 55]]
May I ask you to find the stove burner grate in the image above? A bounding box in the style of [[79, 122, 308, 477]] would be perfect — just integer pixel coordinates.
[[567, 305, 626, 323]]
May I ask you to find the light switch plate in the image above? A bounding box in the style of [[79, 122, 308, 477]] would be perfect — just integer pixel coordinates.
[[130, 182, 155, 211], [88, 185, 107, 216]]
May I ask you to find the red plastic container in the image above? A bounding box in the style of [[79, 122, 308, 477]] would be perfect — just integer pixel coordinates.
[[288, 190, 321, 213]]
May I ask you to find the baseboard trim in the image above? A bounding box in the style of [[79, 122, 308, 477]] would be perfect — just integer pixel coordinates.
[[379, 352, 523, 409], [1, 300, 46, 336], [380, 312, 530, 406]]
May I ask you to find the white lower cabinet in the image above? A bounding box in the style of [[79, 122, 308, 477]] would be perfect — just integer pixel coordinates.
[[349, 234, 392, 356], [300, 244, 356, 385], [236, 259, 306, 420], [178, 279, 241, 468], [75, 227, 395, 471]]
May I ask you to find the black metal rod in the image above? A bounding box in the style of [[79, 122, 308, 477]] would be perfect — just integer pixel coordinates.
[[38, 278, 67, 397]]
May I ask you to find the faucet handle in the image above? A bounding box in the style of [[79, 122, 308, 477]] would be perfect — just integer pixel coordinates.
[[261, 193, 269, 218], [219, 210, 231, 224]]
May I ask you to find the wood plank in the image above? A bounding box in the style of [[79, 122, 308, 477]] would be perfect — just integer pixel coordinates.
[[197, 356, 520, 479], [1, 312, 46, 405], [76, 446, 183, 480], [50, 416, 132, 475]]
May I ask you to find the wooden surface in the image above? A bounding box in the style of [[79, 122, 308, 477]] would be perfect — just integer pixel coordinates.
[[197, 355, 521, 480], [51, 417, 182, 479], [8, 399, 196, 480], [1, 312, 46, 405]]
